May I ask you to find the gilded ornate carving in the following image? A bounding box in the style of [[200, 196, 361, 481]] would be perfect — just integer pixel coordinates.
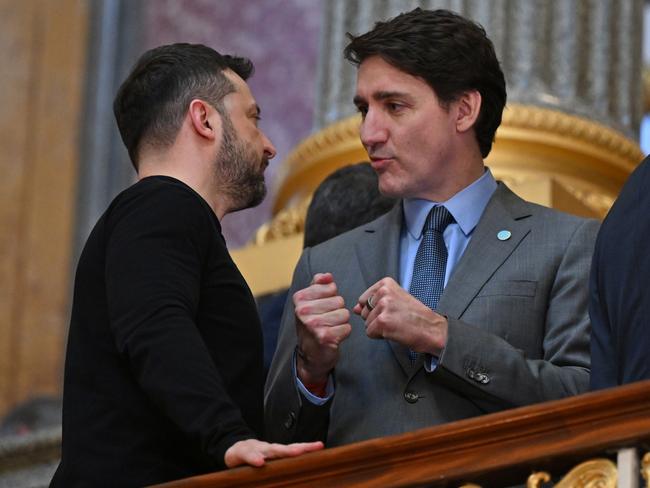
[[526, 459, 617, 488], [641, 452, 650, 487], [527, 471, 551, 488], [253, 195, 311, 245], [275, 116, 361, 190], [500, 104, 642, 166]]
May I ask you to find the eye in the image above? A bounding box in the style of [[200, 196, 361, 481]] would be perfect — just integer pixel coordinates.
[[386, 102, 404, 113], [356, 105, 368, 119]]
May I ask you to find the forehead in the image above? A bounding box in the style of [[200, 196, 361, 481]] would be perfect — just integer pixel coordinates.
[[355, 56, 433, 97]]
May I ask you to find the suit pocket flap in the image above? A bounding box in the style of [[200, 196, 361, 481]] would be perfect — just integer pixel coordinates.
[[476, 280, 537, 297]]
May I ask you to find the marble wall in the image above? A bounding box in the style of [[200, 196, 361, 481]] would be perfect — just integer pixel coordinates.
[[143, 0, 323, 247]]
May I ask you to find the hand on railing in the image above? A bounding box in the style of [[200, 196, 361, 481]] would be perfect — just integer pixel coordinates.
[[224, 439, 323, 468]]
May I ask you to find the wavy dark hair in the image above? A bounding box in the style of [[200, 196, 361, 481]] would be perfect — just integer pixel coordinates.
[[344, 8, 506, 158], [113, 43, 253, 168]]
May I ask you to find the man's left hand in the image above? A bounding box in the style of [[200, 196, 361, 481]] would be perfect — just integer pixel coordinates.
[[352, 277, 447, 355]]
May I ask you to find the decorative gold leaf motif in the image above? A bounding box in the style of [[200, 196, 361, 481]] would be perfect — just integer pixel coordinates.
[[641, 452, 650, 487]]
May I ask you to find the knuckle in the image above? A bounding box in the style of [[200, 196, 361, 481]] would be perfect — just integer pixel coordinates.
[[376, 314, 387, 327], [315, 328, 329, 343], [295, 304, 310, 316], [304, 316, 320, 329]]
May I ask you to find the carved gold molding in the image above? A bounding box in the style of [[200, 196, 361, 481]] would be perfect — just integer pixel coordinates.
[[498, 104, 641, 168], [527, 459, 617, 488], [641, 452, 650, 487], [253, 195, 311, 245], [460, 458, 618, 488], [272, 115, 365, 214]]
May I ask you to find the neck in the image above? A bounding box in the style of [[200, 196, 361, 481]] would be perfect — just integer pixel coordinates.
[[137, 152, 229, 220]]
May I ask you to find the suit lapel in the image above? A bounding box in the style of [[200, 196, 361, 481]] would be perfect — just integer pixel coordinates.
[[353, 203, 416, 375], [437, 183, 533, 319], [354, 203, 402, 288]]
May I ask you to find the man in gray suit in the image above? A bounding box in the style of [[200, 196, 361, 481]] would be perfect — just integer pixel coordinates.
[[265, 8, 597, 446]]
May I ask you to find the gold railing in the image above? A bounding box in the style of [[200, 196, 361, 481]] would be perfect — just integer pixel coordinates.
[[155, 380, 650, 487]]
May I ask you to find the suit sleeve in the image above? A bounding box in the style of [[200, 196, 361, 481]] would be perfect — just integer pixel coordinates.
[[433, 218, 597, 412], [264, 249, 331, 443], [105, 187, 253, 467]]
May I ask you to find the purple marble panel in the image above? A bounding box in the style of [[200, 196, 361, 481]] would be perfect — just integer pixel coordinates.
[[142, 0, 323, 247]]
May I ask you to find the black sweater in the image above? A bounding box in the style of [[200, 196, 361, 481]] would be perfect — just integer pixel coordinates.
[[51, 176, 263, 487]]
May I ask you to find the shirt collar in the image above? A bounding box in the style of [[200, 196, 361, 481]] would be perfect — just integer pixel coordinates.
[[402, 168, 498, 239]]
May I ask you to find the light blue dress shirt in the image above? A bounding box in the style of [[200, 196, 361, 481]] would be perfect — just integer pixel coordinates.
[[400, 168, 497, 290], [297, 168, 498, 403]]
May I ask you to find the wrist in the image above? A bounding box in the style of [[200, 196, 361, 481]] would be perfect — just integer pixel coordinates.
[[296, 347, 330, 385], [426, 311, 448, 355]]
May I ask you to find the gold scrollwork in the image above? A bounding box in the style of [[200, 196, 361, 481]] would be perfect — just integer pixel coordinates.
[[527, 471, 551, 488], [501, 105, 641, 165], [641, 452, 650, 487], [253, 195, 311, 245], [458, 459, 618, 488], [528, 459, 617, 488]]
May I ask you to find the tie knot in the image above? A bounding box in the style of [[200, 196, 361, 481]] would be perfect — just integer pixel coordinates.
[[424, 206, 454, 233]]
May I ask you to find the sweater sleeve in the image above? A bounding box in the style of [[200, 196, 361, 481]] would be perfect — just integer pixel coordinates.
[[105, 184, 254, 468]]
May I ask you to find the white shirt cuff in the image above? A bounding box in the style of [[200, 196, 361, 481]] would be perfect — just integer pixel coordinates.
[[292, 350, 334, 405]]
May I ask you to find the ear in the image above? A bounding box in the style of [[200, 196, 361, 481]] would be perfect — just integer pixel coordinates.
[[188, 99, 222, 140], [455, 90, 482, 133]]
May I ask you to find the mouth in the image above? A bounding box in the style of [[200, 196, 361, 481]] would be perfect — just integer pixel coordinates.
[[369, 156, 393, 171]]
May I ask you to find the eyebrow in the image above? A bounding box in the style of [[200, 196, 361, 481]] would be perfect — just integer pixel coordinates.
[[353, 91, 412, 105]]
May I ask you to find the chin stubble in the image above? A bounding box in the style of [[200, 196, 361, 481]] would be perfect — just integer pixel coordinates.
[[214, 114, 267, 211]]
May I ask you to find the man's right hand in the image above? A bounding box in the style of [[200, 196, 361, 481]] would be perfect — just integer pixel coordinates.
[[293, 273, 351, 389], [224, 439, 324, 468]]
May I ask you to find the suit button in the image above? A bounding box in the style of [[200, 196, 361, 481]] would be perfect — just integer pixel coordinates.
[[283, 412, 296, 430], [467, 369, 476, 380], [479, 374, 490, 384], [404, 391, 419, 403]]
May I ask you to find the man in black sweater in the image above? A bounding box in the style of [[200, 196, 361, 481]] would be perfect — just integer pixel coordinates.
[[51, 43, 322, 487]]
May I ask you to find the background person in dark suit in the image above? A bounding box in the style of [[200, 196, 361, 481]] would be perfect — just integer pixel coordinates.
[[51, 43, 321, 488], [590, 155, 650, 389], [265, 8, 597, 446]]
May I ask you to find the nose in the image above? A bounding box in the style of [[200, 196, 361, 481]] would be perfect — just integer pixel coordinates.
[[262, 133, 276, 160], [359, 109, 388, 149]]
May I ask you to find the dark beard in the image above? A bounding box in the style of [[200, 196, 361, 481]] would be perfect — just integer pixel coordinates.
[[214, 114, 267, 212]]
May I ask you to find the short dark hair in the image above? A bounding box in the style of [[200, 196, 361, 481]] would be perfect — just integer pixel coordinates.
[[113, 43, 253, 168], [304, 162, 396, 248], [344, 8, 506, 158]]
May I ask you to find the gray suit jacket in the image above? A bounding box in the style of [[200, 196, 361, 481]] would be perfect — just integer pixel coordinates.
[[265, 183, 598, 446]]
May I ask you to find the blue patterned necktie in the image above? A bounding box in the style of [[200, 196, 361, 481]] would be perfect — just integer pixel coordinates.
[[408, 205, 454, 364]]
